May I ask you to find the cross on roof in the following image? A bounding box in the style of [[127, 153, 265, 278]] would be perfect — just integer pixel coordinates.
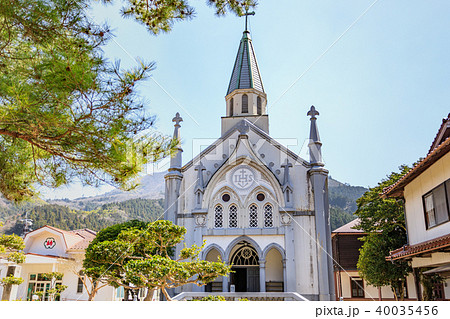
[[172, 112, 183, 126], [241, 10, 255, 32], [195, 161, 206, 172], [307, 105, 319, 120]]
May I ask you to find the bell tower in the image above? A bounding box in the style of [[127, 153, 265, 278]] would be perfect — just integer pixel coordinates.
[[221, 12, 268, 135]]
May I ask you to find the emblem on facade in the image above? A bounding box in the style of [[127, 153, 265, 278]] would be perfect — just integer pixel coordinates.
[[43, 237, 56, 249], [280, 213, 292, 225], [231, 166, 255, 190], [195, 215, 207, 227]]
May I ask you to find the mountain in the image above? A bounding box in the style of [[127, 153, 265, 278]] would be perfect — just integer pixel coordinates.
[[48, 172, 166, 210], [1, 173, 367, 234], [328, 177, 368, 230]]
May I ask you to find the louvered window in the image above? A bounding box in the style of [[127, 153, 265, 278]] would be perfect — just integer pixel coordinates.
[[249, 204, 258, 228], [257, 96, 262, 115], [214, 205, 223, 228], [242, 94, 248, 113], [229, 204, 238, 228], [230, 98, 234, 116], [264, 204, 273, 227]]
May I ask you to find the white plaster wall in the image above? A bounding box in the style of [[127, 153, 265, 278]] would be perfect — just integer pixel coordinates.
[[444, 278, 450, 299], [337, 271, 417, 300], [25, 231, 67, 257], [293, 216, 318, 295], [265, 248, 283, 282], [404, 152, 450, 245]]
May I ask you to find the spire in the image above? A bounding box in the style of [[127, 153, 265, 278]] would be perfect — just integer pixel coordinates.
[[170, 112, 183, 170], [307, 106, 324, 167], [227, 19, 264, 96]]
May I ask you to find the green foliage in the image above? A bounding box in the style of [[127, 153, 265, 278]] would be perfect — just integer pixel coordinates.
[[0, 274, 23, 286], [115, 0, 258, 35], [83, 220, 231, 300], [194, 295, 226, 301], [2, 198, 164, 235], [0, 0, 176, 202], [355, 165, 412, 300], [419, 269, 445, 301], [330, 206, 354, 231]]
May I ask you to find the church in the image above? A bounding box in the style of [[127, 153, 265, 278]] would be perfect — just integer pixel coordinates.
[[164, 23, 335, 301]]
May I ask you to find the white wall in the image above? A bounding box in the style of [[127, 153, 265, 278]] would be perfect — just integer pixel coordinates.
[[404, 152, 450, 245], [265, 248, 283, 282]]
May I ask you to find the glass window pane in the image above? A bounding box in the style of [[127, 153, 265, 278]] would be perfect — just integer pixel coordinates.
[[434, 184, 449, 225]]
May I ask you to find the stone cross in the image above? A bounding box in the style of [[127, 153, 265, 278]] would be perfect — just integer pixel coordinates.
[[195, 161, 206, 190], [172, 112, 183, 140], [172, 112, 183, 127], [307, 105, 319, 120], [281, 159, 293, 186]]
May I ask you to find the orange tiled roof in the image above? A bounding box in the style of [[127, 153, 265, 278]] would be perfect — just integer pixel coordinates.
[[382, 136, 450, 198], [388, 233, 450, 261]]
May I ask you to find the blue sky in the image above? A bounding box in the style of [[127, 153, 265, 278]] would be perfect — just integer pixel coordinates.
[[40, 0, 450, 199]]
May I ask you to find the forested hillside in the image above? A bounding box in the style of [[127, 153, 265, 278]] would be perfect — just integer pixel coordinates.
[[329, 181, 368, 230], [2, 198, 164, 235]]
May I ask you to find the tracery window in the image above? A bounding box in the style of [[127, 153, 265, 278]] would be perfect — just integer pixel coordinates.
[[229, 204, 238, 228], [249, 204, 258, 228], [231, 245, 259, 266], [214, 205, 223, 228], [264, 204, 273, 227], [242, 94, 248, 113]]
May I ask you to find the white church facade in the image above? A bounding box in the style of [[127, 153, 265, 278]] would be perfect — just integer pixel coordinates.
[[164, 26, 335, 301]]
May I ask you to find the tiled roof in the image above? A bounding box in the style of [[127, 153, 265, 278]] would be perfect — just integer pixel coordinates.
[[383, 113, 450, 198], [427, 113, 450, 155], [26, 225, 97, 250], [227, 31, 264, 95], [382, 136, 450, 198], [332, 218, 365, 234], [388, 233, 450, 261]]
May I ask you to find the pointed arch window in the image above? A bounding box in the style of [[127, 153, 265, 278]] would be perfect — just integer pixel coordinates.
[[264, 204, 273, 228], [257, 96, 262, 115], [229, 204, 238, 228], [214, 205, 223, 228], [230, 98, 234, 116], [231, 245, 259, 266], [249, 204, 258, 228], [242, 94, 248, 113]]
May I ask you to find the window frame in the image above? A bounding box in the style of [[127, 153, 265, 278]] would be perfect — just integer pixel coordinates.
[[350, 277, 365, 298], [422, 178, 450, 230]]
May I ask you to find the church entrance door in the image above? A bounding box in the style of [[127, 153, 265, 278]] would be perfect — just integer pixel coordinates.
[[229, 242, 260, 292]]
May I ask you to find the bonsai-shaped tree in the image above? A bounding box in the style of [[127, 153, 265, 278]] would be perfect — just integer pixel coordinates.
[[84, 220, 231, 300]]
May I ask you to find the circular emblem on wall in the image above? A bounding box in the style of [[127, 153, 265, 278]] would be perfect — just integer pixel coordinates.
[[44, 237, 56, 249], [230, 166, 255, 190]]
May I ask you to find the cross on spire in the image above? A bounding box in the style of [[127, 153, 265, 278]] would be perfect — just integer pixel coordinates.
[[241, 10, 255, 32], [307, 105, 319, 120]]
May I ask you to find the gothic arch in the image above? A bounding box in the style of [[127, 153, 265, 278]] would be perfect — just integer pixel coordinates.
[[224, 236, 263, 263], [202, 243, 226, 261], [262, 243, 286, 261], [202, 156, 285, 210]]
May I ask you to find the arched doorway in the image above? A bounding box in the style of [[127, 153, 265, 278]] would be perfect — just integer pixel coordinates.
[[204, 248, 223, 292], [229, 242, 260, 292]]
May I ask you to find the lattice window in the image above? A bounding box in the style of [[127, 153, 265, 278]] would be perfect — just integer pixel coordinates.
[[249, 204, 258, 228], [214, 205, 223, 228], [229, 205, 238, 228], [264, 204, 273, 227]]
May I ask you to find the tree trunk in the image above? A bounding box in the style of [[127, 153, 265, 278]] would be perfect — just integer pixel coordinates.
[[161, 287, 172, 301], [144, 288, 156, 301]]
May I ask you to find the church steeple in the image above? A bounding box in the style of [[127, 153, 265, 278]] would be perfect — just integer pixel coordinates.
[[227, 30, 264, 95], [222, 14, 269, 135]]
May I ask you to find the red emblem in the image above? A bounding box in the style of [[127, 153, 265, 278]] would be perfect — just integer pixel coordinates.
[[44, 237, 56, 249]]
